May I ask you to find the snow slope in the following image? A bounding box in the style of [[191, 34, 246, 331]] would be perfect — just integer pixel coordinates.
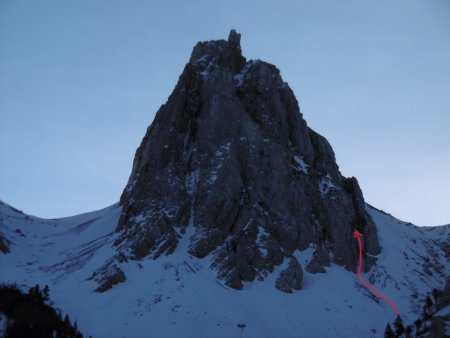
[[0, 201, 448, 338]]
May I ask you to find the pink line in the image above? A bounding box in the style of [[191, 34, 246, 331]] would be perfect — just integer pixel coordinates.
[[356, 235, 400, 315]]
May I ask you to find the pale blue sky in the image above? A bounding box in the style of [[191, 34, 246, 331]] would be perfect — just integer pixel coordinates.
[[1, 0, 449, 226]]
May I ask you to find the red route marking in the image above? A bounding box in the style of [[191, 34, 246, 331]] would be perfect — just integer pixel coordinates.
[[354, 230, 400, 315]]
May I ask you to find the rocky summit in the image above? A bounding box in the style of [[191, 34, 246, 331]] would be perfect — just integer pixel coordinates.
[[94, 30, 380, 292]]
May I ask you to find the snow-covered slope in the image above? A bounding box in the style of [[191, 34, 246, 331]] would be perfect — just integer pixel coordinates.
[[0, 201, 448, 338]]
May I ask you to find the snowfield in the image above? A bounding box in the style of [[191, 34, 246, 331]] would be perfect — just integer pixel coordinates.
[[0, 200, 448, 338]]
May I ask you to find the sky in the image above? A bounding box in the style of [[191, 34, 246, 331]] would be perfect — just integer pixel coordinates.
[[0, 0, 449, 226]]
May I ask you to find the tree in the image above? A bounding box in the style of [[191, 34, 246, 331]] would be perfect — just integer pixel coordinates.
[[64, 314, 71, 326], [63, 314, 72, 335], [425, 295, 433, 309], [394, 315, 405, 336], [432, 288, 441, 301], [384, 323, 395, 338], [414, 318, 422, 331], [423, 311, 432, 321], [28, 284, 42, 302], [43, 284, 50, 301], [404, 325, 412, 338]]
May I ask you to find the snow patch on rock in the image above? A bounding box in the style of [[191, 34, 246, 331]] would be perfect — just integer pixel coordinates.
[[319, 175, 339, 196], [292, 155, 309, 174]]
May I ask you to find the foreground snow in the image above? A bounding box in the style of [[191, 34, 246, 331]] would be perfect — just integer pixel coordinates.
[[0, 201, 448, 338]]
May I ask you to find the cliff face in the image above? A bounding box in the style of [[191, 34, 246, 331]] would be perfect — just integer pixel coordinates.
[[109, 30, 379, 291]]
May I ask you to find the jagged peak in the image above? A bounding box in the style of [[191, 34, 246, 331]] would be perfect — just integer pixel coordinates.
[[189, 29, 245, 73], [114, 30, 381, 291], [227, 29, 241, 48]]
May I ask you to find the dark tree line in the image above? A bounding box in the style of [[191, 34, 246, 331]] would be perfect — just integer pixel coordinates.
[[0, 283, 90, 338], [384, 286, 447, 338], [384, 315, 409, 338]]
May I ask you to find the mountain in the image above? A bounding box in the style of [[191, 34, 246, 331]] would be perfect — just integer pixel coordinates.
[[1, 31, 449, 337], [107, 29, 380, 292]]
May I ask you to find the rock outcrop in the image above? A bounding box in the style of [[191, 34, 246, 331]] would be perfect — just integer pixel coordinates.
[[0, 235, 10, 254], [104, 30, 380, 291], [275, 257, 303, 293], [88, 259, 126, 292]]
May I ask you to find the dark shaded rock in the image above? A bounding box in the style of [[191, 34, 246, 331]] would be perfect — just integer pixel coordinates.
[[306, 246, 330, 274], [88, 261, 126, 292], [441, 241, 450, 259], [109, 30, 381, 291], [275, 257, 303, 293], [0, 234, 10, 254]]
